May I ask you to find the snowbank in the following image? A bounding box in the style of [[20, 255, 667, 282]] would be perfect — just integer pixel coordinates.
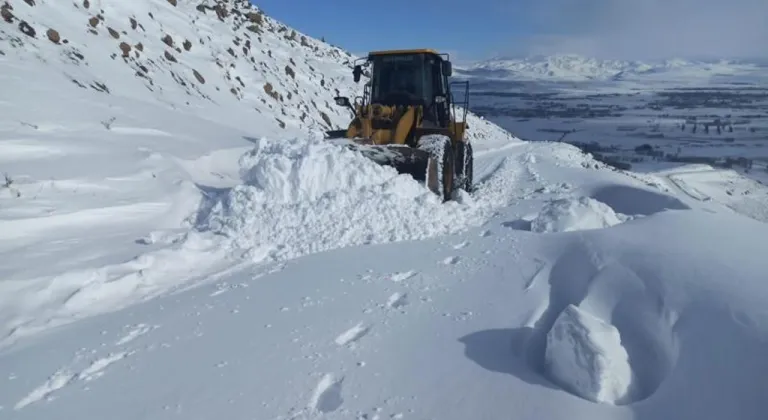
[[545, 304, 639, 405], [530, 196, 627, 233]]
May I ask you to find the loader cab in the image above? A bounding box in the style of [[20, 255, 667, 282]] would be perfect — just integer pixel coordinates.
[[355, 49, 454, 127]]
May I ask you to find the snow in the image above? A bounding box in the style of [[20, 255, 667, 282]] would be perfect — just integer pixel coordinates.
[[530, 196, 628, 233], [197, 135, 501, 264], [461, 53, 767, 82], [545, 304, 639, 405], [2, 1, 768, 420]]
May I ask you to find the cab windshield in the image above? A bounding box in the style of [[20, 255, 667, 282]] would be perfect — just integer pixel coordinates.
[[369, 53, 440, 106]]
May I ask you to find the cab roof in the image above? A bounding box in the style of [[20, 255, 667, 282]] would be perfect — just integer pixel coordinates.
[[367, 49, 442, 58]]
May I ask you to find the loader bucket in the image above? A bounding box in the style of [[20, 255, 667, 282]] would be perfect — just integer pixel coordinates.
[[325, 137, 440, 194], [326, 138, 430, 180]]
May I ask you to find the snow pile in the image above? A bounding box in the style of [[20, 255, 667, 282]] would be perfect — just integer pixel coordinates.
[[235, 136, 403, 203], [530, 196, 626, 233], [199, 136, 491, 262], [545, 304, 639, 405]]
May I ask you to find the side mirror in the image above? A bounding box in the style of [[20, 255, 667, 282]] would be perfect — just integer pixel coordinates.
[[353, 65, 362, 83], [334, 96, 356, 115], [443, 61, 452, 77]]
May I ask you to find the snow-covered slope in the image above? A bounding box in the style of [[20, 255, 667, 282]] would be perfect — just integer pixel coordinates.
[[2, 1, 768, 420], [0, 0, 515, 346], [461, 54, 767, 82]]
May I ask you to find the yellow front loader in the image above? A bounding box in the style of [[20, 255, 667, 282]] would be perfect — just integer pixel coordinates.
[[326, 49, 474, 201]]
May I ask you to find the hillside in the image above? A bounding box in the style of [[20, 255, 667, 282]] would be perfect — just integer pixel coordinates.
[[2, 2, 768, 420], [0, 0, 515, 346]]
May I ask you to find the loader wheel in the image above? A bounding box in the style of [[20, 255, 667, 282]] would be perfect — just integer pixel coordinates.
[[417, 134, 454, 202], [455, 141, 474, 192]]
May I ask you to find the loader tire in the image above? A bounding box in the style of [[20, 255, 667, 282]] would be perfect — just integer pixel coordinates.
[[417, 134, 455, 202], [455, 141, 473, 192]]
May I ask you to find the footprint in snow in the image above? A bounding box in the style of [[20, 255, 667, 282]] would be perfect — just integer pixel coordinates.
[[453, 241, 470, 250], [386, 292, 408, 309], [115, 323, 156, 346], [335, 322, 371, 347], [442, 256, 460, 265], [310, 374, 344, 414], [390, 270, 417, 283]]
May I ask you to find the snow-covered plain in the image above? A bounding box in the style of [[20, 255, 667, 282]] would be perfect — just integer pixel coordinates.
[[2, 1, 768, 420], [460, 54, 768, 83]]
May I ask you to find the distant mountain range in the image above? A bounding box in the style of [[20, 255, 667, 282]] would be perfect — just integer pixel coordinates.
[[458, 54, 768, 82]]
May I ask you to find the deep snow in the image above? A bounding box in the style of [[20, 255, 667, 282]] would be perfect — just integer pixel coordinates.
[[2, 1, 768, 420]]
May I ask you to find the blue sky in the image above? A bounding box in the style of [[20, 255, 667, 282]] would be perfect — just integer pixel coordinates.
[[249, 0, 542, 63], [250, 0, 768, 63]]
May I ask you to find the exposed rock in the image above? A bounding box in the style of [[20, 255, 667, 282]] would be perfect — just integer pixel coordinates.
[[263, 82, 279, 100], [245, 11, 263, 24], [23, 0, 34, 6], [46, 28, 60, 43], [320, 112, 332, 127], [214, 4, 228, 20], [135, 42, 144, 51], [88, 16, 99, 27], [107, 27, 119, 39], [193, 69, 205, 84], [2, 4, 15, 23], [284, 65, 295, 79], [182, 39, 191, 51], [129, 17, 137, 30], [119, 42, 131, 57], [161, 34, 173, 47], [166, 0, 177, 6], [83, 0, 89, 9], [18, 20, 35, 37], [164, 50, 177, 62]]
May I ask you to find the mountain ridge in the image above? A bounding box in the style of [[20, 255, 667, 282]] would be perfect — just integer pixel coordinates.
[[460, 53, 768, 81]]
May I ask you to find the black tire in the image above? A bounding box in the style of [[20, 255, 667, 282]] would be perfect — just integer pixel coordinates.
[[417, 134, 455, 201], [455, 141, 474, 192]]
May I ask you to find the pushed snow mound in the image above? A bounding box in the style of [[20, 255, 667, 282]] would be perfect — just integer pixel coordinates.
[[531, 197, 627, 233], [235, 136, 403, 203], [545, 305, 639, 405], [198, 137, 493, 262]]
